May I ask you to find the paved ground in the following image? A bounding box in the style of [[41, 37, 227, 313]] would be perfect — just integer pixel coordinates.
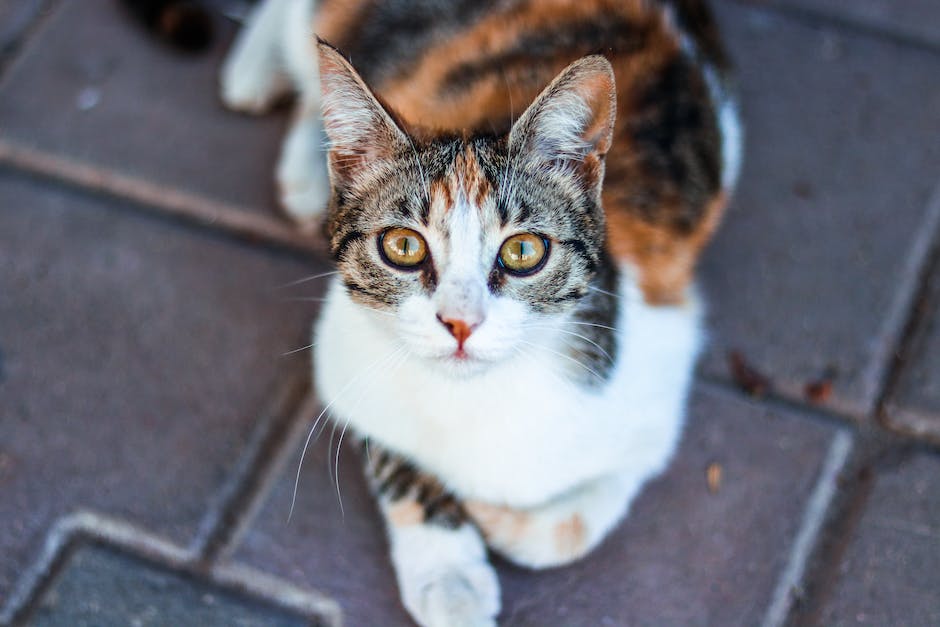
[[0, 1, 938, 625]]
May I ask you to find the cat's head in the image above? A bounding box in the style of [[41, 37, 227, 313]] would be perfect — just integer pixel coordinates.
[[317, 41, 618, 376]]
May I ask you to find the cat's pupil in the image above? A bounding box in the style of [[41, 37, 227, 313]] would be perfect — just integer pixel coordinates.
[[511, 241, 535, 261], [499, 234, 547, 273]]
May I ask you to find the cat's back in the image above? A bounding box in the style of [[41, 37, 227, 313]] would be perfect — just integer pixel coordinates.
[[316, 0, 727, 132], [316, 0, 738, 305]]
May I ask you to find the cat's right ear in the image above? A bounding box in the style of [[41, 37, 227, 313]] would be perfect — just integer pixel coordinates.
[[317, 40, 409, 190]]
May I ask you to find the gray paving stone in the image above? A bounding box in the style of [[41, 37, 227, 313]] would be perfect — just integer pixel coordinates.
[[27, 543, 312, 626], [818, 453, 940, 626], [230, 385, 841, 626], [884, 254, 940, 441], [0, 0, 287, 214], [738, 0, 940, 47], [700, 3, 940, 416], [0, 0, 50, 67], [0, 171, 327, 602]]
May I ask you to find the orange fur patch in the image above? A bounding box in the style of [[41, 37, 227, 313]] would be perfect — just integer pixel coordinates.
[[606, 191, 728, 304], [387, 500, 427, 527], [465, 500, 530, 546], [554, 513, 588, 559]]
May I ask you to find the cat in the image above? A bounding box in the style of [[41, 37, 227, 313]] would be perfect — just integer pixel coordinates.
[[118, 0, 216, 52], [221, 1, 741, 625]]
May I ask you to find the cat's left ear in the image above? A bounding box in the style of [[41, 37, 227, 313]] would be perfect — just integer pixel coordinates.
[[317, 40, 410, 191], [509, 55, 616, 191]]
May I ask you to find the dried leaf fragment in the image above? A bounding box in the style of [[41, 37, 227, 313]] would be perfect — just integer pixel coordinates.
[[706, 462, 723, 494], [728, 350, 771, 398], [804, 379, 833, 403]]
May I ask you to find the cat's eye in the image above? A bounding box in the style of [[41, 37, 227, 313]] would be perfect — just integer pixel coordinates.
[[380, 227, 428, 269], [498, 233, 549, 275]]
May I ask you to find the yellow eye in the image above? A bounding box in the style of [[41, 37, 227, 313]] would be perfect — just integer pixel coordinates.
[[498, 233, 548, 274], [380, 228, 428, 268]]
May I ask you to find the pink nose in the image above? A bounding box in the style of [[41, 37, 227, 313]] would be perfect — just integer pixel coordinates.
[[437, 315, 476, 348]]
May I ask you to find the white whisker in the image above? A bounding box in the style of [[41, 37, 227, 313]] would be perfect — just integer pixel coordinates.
[[288, 344, 406, 522], [332, 346, 412, 517], [282, 341, 316, 356], [556, 319, 619, 333], [523, 325, 614, 363], [276, 270, 340, 289], [587, 285, 620, 299], [519, 339, 605, 382]]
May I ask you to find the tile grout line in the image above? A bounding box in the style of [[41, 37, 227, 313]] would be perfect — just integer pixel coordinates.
[[0, 510, 341, 626], [0, 0, 60, 82], [202, 390, 326, 562], [761, 430, 854, 627], [0, 138, 325, 256], [189, 372, 318, 564], [867, 180, 940, 414], [723, 0, 940, 55]]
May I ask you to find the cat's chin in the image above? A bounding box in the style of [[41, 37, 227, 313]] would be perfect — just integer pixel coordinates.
[[425, 350, 495, 378]]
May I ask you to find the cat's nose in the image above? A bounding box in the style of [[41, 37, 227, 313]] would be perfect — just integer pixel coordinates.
[[436, 315, 477, 348]]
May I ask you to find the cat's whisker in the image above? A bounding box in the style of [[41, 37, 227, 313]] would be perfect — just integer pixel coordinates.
[[555, 319, 620, 333], [405, 134, 430, 205], [282, 341, 317, 356], [353, 303, 396, 318], [518, 339, 606, 382], [332, 346, 413, 517], [522, 325, 614, 363], [283, 296, 329, 303], [331, 346, 413, 517], [276, 270, 340, 289], [587, 285, 621, 300], [288, 344, 407, 522]]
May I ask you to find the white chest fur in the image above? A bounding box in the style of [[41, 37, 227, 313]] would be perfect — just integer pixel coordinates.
[[313, 268, 702, 507]]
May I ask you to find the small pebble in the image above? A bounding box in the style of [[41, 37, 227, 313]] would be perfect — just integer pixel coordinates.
[[76, 86, 101, 111]]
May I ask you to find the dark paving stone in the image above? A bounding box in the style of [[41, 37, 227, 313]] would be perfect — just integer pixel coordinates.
[[230, 385, 841, 626], [738, 0, 940, 47], [0, 171, 327, 602], [0, 0, 287, 213], [27, 543, 312, 626], [818, 453, 940, 626], [700, 3, 940, 416], [884, 255, 940, 441], [0, 0, 51, 68]]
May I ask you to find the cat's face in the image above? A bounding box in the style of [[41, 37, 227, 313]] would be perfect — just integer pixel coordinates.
[[318, 42, 617, 376]]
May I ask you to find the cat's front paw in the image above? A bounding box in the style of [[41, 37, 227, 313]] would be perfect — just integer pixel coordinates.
[[403, 563, 500, 627], [276, 118, 330, 224], [392, 525, 500, 627]]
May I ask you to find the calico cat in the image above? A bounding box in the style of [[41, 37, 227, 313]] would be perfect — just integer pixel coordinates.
[[118, 0, 215, 52], [222, 1, 740, 625]]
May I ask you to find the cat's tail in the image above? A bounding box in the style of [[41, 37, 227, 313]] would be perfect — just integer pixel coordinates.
[[118, 0, 214, 53]]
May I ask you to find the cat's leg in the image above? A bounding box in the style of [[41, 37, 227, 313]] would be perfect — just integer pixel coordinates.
[[466, 470, 644, 569], [276, 93, 330, 225], [363, 442, 500, 627], [219, 0, 295, 113]]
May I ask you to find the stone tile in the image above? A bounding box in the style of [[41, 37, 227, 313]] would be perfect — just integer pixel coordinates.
[[699, 3, 940, 415], [0, 0, 50, 67], [230, 385, 841, 626], [818, 453, 940, 626], [884, 252, 940, 441], [0, 171, 328, 602], [27, 543, 313, 626], [0, 0, 287, 214], [739, 0, 940, 47]]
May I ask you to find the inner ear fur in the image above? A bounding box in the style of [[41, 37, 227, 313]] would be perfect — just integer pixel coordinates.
[[317, 39, 410, 189], [509, 55, 617, 170]]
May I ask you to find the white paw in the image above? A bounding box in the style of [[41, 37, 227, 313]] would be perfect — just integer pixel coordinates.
[[277, 168, 330, 224], [391, 525, 501, 627], [276, 118, 330, 222], [220, 55, 291, 114], [404, 564, 500, 627]]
